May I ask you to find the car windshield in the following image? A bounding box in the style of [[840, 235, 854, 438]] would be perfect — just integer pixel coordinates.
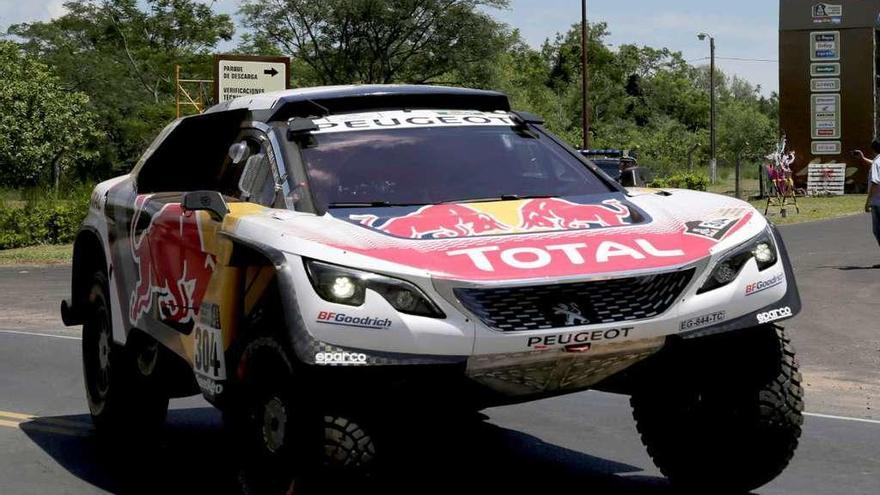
[[297, 125, 612, 210]]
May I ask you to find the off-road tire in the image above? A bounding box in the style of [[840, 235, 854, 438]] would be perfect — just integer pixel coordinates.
[[630, 326, 803, 493], [227, 336, 322, 493], [82, 271, 168, 438]]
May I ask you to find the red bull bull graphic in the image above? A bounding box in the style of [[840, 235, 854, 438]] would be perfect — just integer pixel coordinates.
[[351, 204, 510, 239], [348, 197, 633, 240], [520, 198, 630, 230], [129, 195, 216, 325]]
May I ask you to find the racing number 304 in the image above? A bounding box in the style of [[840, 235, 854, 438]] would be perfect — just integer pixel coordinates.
[[194, 327, 223, 378]]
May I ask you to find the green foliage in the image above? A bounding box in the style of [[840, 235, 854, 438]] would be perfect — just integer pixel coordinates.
[[0, 42, 101, 188], [0, 200, 88, 249], [9, 0, 235, 171], [649, 172, 710, 191], [5, 2, 779, 189], [238, 0, 510, 86]]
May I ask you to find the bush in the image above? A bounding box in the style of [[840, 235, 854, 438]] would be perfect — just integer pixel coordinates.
[[649, 172, 709, 192], [0, 200, 88, 249]]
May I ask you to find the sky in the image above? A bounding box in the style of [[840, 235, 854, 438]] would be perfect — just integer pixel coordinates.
[[0, 0, 780, 95]]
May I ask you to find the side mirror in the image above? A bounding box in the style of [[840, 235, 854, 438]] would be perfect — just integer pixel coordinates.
[[183, 191, 229, 221]]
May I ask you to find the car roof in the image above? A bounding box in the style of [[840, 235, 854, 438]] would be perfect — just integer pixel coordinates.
[[204, 84, 511, 122]]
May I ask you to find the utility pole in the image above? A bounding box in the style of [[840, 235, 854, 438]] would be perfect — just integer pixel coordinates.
[[581, 0, 590, 150], [698, 33, 717, 183]]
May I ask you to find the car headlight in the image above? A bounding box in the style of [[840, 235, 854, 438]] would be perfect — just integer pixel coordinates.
[[697, 232, 779, 294], [304, 259, 445, 318]]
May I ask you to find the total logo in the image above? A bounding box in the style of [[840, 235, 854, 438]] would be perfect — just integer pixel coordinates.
[[448, 239, 684, 273], [315, 352, 369, 365], [316, 311, 392, 330], [527, 327, 634, 349], [745, 273, 785, 296]]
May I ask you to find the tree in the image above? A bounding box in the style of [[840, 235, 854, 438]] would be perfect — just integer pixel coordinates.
[[238, 0, 509, 86], [718, 100, 776, 166], [9, 0, 235, 171], [0, 42, 100, 188]]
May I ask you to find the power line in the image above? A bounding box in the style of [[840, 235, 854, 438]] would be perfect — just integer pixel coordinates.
[[717, 56, 779, 63], [688, 56, 778, 63]]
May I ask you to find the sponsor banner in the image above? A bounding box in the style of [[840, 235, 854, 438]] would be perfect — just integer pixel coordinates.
[[811, 94, 841, 140], [680, 311, 726, 331], [316, 311, 392, 330], [745, 272, 785, 296], [811, 141, 842, 155], [757, 306, 793, 324], [812, 3, 842, 24], [311, 110, 514, 134], [810, 63, 840, 77], [811, 78, 840, 92], [810, 31, 840, 61]]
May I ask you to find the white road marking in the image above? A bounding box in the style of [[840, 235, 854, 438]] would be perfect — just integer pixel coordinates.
[[804, 412, 880, 425], [0, 329, 81, 340]]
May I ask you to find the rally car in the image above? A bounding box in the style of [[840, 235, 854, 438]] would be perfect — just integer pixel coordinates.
[[61, 85, 803, 492]]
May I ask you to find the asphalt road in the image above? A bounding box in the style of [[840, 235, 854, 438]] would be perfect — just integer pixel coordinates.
[[0, 213, 878, 494]]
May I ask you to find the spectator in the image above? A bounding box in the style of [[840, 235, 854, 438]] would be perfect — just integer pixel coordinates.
[[853, 141, 880, 248]]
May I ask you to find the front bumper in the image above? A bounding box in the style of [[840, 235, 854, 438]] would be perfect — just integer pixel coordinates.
[[275, 225, 800, 400]]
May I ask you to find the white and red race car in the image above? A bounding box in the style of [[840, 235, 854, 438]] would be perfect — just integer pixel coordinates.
[[62, 85, 803, 491]]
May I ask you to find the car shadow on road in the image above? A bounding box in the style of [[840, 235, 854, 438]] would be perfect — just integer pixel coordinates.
[[20, 407, 677, 495]]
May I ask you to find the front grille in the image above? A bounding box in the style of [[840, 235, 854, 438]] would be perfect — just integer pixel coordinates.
[[454, 269, 695, 332]]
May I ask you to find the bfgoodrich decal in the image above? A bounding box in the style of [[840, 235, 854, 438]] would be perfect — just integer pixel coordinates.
[[745, 273, 785, 296], [316, 311, 392, 330]]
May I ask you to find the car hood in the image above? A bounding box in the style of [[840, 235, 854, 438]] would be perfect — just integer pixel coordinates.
[[237, 191, 766, 282]]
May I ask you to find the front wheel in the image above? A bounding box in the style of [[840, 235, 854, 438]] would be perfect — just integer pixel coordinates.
[[82, 272, 168, 438], [631, 326, 804, 493]]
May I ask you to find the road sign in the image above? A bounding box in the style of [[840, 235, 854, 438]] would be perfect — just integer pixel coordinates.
[[810, 31, 840, 61], [214, 55, 290, 103], [811, 94, 841, 139]]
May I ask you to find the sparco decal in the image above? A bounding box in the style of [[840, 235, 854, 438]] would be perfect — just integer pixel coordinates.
[[680, 311, 726, 331], [757, 306, 793, 324], [448, 239, 684, 273], [315, 352, 368, 365], [316, 311, 392, 330], [527, 327, 634, 349], [745, 273, 785, 296]]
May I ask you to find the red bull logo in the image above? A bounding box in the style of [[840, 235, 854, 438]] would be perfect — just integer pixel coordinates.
[[349, 197, 633, 239], [129, 195, 216, 325], [520, 198, 630, 230], [352, 204, 509, 239]]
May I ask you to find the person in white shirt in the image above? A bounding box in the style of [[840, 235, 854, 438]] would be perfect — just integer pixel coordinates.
[[853, 140, 880, 248]]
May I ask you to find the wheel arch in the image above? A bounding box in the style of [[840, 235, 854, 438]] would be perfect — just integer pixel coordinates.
[[61, 227, 109, 326]]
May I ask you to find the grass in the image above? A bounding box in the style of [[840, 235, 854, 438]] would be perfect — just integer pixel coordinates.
[[0, 244, 73, 266], [749, 195, 868, 225]]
